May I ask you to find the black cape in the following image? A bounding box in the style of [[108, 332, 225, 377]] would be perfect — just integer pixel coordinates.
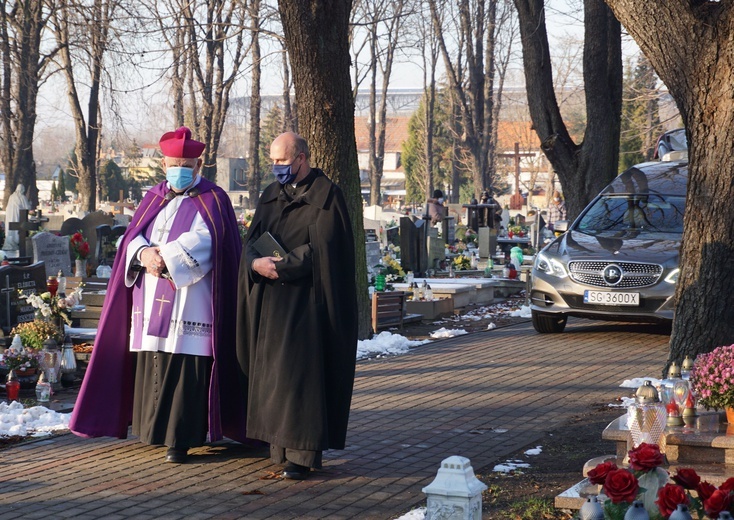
[[236, 169, 358, 451]]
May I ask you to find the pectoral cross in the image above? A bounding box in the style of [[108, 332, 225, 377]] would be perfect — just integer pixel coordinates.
[[155, 295, 171, 317], [156, 224, 173, 243]]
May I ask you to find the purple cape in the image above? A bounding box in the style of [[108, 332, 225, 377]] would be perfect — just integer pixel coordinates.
[[70, 179, 247, 443]]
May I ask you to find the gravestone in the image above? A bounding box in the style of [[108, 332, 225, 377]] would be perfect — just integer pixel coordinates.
[[79, 212, 114, 269], [0, 262, 47, 334], [113, 213, 132, 227], [385, 226, 399, 247], [400, 217, 428, 275], [426, 229, 445, 271], [364, 205, 383, 222], [365, 241, 382, 275], [32, 232, 72, 278], [59, 217, 84, 238], [478, 227, 498, 258], [365, 229, 378, 242], [96, 224, 126, 267], [364, 217, 381, 244]]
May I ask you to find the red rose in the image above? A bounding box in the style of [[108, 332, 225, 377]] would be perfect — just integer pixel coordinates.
[[720, 477, 734, 494], [588, 461, 618, 485], [672, 468, 701, 490], [655, 483, 689, 517], [697, 481, 717, 502], [704, 489, 732, 518], [628, 442, 664, 472], [603, 469, 639, 504]]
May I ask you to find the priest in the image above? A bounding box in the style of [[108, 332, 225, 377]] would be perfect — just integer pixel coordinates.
[[70, 127, 247, 463]]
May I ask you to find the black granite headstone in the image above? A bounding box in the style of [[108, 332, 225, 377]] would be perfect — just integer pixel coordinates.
[[399, 217, 428, 275], [0, 262, 48, 334]]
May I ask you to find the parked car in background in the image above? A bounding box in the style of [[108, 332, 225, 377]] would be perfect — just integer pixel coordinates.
[[529, 159, 687, 333], [654, 127, 687, 159]]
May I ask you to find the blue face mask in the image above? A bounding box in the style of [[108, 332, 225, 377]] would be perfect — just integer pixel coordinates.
[[273, 156, 302, 185], [167, 166, 195, 190]]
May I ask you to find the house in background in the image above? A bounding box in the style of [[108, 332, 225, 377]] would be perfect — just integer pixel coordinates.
[[354, 115, 410, 208]]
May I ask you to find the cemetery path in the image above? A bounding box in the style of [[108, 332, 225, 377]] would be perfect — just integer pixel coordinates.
[[0, 318, 670, 519]]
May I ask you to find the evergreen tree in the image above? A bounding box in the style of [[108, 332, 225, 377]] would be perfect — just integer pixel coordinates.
[[98, 160, 126, 202], [401, 93, 455, 204], [258, 104, 284, 187], [57, 169, 67, 201], [51, 181, 58, 201], [619, 54, 661, 171]]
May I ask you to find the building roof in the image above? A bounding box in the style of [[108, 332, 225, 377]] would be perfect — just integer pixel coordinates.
[[354, 116, 411, 153]]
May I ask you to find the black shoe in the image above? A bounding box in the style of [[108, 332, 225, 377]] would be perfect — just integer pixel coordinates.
[[282, 462, 310, 480], [165, 447, 188, 463]]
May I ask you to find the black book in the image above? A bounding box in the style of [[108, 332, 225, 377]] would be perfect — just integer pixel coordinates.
[[252, 231, 288, 258]]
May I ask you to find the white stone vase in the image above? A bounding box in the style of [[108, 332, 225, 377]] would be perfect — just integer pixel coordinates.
[[75, 259, 87, 277]]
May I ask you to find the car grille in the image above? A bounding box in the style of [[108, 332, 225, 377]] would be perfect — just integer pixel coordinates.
[[567, 261, 663, 288]]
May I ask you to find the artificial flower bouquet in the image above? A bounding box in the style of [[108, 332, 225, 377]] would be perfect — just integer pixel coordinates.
[[453, 254, 472, 271], [1, 346, 41, 372], [588, 442, 734, 519], [21, 287, 83, 327], [690, 344, 734, 411], [69, 231, 90, 260]]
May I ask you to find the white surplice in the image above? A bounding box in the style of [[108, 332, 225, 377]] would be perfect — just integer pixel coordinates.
[[124, 180, 213, 357]]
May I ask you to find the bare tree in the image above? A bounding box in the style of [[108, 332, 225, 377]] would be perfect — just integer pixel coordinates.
[[277, 0, 368, 338], [604, 0, 734, 362], [148, 0, 249, 183], [351, 0, 408, 206], [52, 0, 123, 212], [513, 0, 622, 220], [0, 0, 57, 208]]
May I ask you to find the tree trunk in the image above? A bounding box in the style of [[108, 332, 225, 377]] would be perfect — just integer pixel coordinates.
[[514, 0, 622, 220], [278, 0, 369, 339], [247, 0, 262, 209], [605, 0, 734, 364]]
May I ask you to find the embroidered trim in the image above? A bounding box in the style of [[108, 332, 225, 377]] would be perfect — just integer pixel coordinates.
[[137, 317, 212, 338]]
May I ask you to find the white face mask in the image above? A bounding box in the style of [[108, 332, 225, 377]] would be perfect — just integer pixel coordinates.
[[438, 198, 444, 204], [554, 198, 560, 203]]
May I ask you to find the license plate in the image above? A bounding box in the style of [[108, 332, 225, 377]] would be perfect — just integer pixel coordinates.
[[584, 290, 640, 306]]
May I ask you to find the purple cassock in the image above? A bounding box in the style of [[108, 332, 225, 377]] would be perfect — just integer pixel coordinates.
[[69, 178, 248, 443]]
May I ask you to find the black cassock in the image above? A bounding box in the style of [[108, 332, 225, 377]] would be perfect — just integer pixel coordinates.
[[237, 169, 358, 453]]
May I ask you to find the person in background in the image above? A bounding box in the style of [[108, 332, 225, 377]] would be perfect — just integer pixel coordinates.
[[237, 131, 358, 481], [70, 127, 247, 464], [547, 190, 568, 231], [427, 189, 446, 226], [480, 189, 502, 229]]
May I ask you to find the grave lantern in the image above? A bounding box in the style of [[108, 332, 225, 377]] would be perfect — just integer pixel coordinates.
[[60, 335, 77, 387], [627, 380, 667, 453], [422, 455, 487, 520], [40, 335, 61, 390], [661, 362, 684, 427]]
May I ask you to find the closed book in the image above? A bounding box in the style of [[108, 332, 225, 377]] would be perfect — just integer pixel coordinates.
[[252, 231, 287, 258]]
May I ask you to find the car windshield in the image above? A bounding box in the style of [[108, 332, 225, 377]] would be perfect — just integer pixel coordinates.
[[576, 194, 685, 235]]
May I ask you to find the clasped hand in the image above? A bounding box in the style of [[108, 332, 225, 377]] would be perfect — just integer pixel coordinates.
[[141, 246, 167, 278], [252, 256, 282, 280]]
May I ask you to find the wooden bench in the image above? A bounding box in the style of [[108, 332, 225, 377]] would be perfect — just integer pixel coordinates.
[[371, 290, 407, 333]]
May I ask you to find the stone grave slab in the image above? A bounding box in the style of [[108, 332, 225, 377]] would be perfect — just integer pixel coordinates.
[[0, 262, 48, 334], [79, 211, 114, 268], [43, 214, 65, 232], [478, 227, 497, 258], [366, 241, 382, 273], [32, 232, 73, 278], [426, 232, 444, 271], [400, 217, 427, 275]]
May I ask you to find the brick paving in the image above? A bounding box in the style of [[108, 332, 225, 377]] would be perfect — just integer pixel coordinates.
[[0, 319, 670, 519]]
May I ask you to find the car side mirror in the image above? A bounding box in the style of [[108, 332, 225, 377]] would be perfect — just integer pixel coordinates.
[[554, 220, 569, 233]]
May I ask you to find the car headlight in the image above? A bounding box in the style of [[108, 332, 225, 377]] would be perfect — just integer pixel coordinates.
[[664, 268, 679, 284], [534, 252, 568, 278]]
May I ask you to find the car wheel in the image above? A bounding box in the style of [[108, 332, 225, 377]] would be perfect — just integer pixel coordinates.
[[532, 310, 567, 333]]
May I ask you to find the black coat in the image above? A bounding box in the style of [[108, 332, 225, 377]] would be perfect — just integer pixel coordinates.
[[236, 169, 358, 451]]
